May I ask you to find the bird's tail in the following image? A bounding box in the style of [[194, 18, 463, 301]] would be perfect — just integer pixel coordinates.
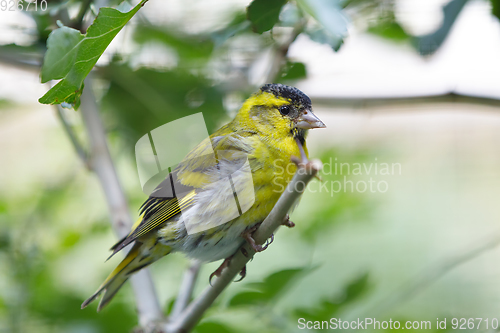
[[81, 242, 164, 311]]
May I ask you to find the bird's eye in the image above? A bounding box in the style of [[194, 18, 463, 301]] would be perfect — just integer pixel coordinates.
[[279, 105, 291, 116]]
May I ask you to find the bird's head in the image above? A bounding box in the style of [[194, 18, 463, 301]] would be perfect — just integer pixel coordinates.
[[235, 83, 326, 144]]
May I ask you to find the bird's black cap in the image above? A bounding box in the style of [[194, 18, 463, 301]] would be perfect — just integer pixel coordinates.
[[260, 83, 311, 109]]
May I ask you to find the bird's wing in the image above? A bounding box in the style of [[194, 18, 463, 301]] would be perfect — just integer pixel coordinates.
[[107, 191, 194, 259], [108, 131, 255, 258]]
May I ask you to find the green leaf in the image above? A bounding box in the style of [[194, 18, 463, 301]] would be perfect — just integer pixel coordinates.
[[279, 61, 307, 81], [211, 12, 251, 46], [367, 10, 409, 42], [40, 27, 84, 82], [256, 268, 307, 298], [229, 291, 268, 306], [491, 0, 500, 20], [413, 0, 468, 55], [279, 3, 302, 27], [344, 272, 369, 300], [296, 0, 347, 37], [368, 22, 409, 42], [229, 267, 311, 307], [0, 228, 9, 251], [305, 26, 344, 51], [247, 0, 288, 34], [165, 297, 176, 315], [38, 0, 149, 109], [292, 272, 370, 320], [60, 231, 81, 249]]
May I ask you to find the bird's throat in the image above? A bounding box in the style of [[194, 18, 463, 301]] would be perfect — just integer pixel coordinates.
[[292, 128, 306, 146]]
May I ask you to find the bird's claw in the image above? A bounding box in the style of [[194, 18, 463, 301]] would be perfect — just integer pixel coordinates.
[[264, 233, 274, 249], [209, 256, 232, 286], [234, 265, 247, 282], [241, 226, 274, 253]]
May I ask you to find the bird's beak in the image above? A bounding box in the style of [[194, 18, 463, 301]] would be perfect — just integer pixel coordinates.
[[295, 109, 326, 129]]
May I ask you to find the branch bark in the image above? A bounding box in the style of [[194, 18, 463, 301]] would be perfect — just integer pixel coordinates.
[[165, 158, 322, 333], [79, 76, 163, 329], [54, 104, 90, 169], [170, 260, 202, 320]]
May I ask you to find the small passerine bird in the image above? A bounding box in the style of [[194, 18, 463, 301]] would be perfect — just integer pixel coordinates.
[[82, 83, 326, 311]]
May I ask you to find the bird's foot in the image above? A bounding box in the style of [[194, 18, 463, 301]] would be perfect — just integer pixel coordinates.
[[241, 225, 274, 253], [282, 214, 295, 228], [234, 265, 247, 282], [209, 256, 232, 286]]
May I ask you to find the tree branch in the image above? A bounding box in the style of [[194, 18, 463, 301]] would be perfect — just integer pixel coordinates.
[[362, 230, 500, 318], [73, 0, 93, 32], [165, 158, 323, 333], [170, 260, 202, 320], [54, 104, 90, 170], [79, 76, 163, 329]]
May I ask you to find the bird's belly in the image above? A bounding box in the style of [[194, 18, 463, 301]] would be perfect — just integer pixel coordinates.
[[179, 218, 249, 262], [157, 215, 252, 262], [157, 182, 283, 262], [184, 234, 244, 262]]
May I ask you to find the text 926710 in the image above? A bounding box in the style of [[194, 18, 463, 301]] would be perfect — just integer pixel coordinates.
[[1, 0, 47, 11]]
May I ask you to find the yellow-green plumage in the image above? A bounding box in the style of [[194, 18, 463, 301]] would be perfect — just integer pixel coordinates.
[[82, 84, 325, 311]]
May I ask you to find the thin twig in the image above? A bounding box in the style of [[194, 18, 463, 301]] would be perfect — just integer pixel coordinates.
[[357, 231, 500, 319], [170, 260, 202, 320], [79, 76, 163, 329], [73, 0, 93, 32], [54, 104, 90, 170], [166, 155, 323, 333]]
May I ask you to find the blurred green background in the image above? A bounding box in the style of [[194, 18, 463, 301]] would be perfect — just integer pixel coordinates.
[[1, 0, 500, 332]]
